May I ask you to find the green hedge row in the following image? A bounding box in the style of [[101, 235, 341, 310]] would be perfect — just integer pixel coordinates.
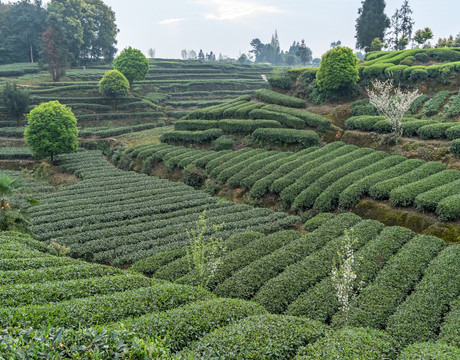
[[125, 298, 267, 353], [254, 89, 307, 108], [368, 161, 446, 199], [1, 283, 213, 328], [176, 314, 326, 360], [219, 119, 281, 134], [212, 135, 233, 150], [214, 213, 361, 300], [417, 122, 459, 140], [252, 128, 320, 148], [270, 143, 352, 196], [338, 157, 420, 210], [176, 230, 301, 290], [286, 226, 414, 322], [215, 150, 269, 183], [303, 213, 335, 232], [0, 273, 157, 308], [399, 342, 460, 360], [174, 120, 219, 131], [436, 193, 460, 221], [444, 92, 460, 118], [186, 97, 250, 120], [439, 297, 460, 348], [262, 104, 331, 131], [422, 90, 451, 116], [30, 84, 97, 94], [415, 179, 460, 212], [79, 123, 161, 138], [253, 220, 384, 314], [160, 128, 223, 144], [0, 127, 25, 137], [0, 147, 33, 160], [250, 108, 305, 128], [450, 139, 460, 157], [233, 102, 264, 117], [295, 328, 397, 360], [333, 235, 445, 329], [209, 148, 259, 179], [387, 245, 460, 347], [389, 169, 460, 207], [446, 125, 460, 140], [408, 94, 428, 115]]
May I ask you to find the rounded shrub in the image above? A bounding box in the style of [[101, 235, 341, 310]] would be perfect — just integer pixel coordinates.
[[113, 46, 149, 85], [446, 125, 460, 141], [398, 342, 460, 360], [211, 135, 233, 151], [295, 328, 397, 360], [98, 70, 129, 99], [400, 55, 415, 66], [449, 139, 460, 158], [304, 213, 335, 232], [316, 46, 359, 98]]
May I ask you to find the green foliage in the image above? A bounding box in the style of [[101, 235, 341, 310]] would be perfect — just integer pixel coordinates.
[[399, 342, 460, 360], [98, 70, 129, 99], [125, 298, 267, 353], [444, 93, 460, 118], [268, 75, 292, 90], [436, 193, 460, 221], [355, 0, 390, 52], [316, 46, 359, 98], [450, 139, 460, 157], [386, 245, 460, 347], [174, 120, 219, 131], [25, 101, 78, 162], [333, 235, 445, 329], [254, 89, 306, 108], [422, 90, 450, 116], [252, 128, 320, 148], [417, 122, 457, 140], [415, 179, 460, 212], [219, 119, 281, 134], [407, 94, 428, 115], [262, 104, 331, 131], [113, 46, 149, 85], [160, 129, 223, 144], [249, 108, 305, 129], [211, 136, 233, 151], [2, 82, 30, 125], [304, 213, 335, 232], [295, 328, 397, 360], [177, 314, 327, 360]]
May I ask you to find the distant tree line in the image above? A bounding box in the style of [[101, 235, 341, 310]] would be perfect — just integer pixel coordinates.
[[0, 0, 118, 67]]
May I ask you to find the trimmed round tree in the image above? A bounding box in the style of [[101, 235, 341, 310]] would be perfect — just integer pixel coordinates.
[[25, 101, 78, 162], [316, 46, 359, 99], [99, 70, 129, 107], [113, 46, 149, 85]]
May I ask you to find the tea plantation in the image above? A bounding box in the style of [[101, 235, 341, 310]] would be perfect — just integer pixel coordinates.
[[1, 49, 460, 358]]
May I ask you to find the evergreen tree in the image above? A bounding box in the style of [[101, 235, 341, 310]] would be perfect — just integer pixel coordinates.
[[296, 39, 312, 66], [198, 49, 205, 61], [389, 0, 414, 50], [355, 0, 390, 52]]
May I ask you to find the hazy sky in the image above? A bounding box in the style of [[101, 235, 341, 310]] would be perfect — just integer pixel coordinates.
[[46, 0, 460, 59]]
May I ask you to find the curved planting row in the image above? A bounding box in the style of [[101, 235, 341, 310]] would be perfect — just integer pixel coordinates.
[[30, 151, 299, 266], [117, 142, 460, 221]]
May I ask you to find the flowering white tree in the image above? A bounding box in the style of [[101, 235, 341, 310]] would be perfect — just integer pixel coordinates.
[[331, 228, 361, 325], [186, 210, 225, 288], [367, 79, 420, 137]]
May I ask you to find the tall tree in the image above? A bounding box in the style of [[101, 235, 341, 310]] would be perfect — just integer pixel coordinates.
[[198, 49, 205, 61], [389, 0, 414, 50], [414, 27, 433, 47], [355, 0, 390, 52], [296, 39, 312, 66], [41, 26, 69, 81]]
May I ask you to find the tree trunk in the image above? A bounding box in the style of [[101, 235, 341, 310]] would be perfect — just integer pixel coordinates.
[[30, 43, 34, 63]]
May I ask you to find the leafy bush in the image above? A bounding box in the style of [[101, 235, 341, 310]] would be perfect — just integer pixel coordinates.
[[362, 63, 394, 79], [174, 120, 219, 131], [401, 120, 439, 137], [368, 161, 446, 199], [2, 82, 30, 125], [295, 328, 397, 360], [417, 122, 457, 139], [345, 115, 384, 131], [303, 213, 335, 232], [233, 102, 264, 118], [445, 125, 460, 140], [333, 235, 445, 329], [254, 89, 306, 108], [400, 56, 415, 66], [113, 46, 149, 85], [262, 104, 331, 131], [98, 70, 129, 99], [385, 65, 409, 82], [449, 139, 460, 157], [439, 297, 460, 348], [444, 93, 460, 118], [407, 94, 428, 115], [268, 75, 292, 90], [176, 314, 327, 360], [422, 91, 450, 116], [219, 119, 281, 134], [211, 135, 233, 151], [252, 128, 320, 148], [389, 170, 460, 207], [126, 298, 267, 353], [25, 101, 78, 162], [436, 193, 460, 221], [399, 342, 460, 360], [386, 245, 460, 347], [316, 46, 359, 98], [414, 179, 460, 212], [160, 129, 223, 144], [249, 108, 304, 128]]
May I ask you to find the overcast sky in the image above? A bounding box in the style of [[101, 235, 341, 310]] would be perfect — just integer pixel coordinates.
[[48, 0, 460, 59]]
